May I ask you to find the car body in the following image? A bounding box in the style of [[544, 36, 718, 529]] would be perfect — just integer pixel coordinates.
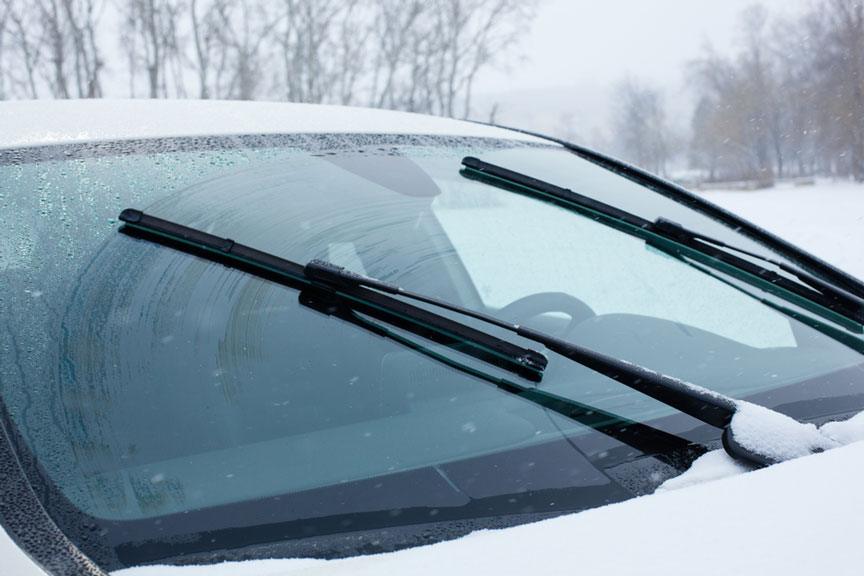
[[1, 100, 863, 576]]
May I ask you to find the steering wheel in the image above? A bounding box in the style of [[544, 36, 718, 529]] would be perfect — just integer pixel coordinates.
[[497, 292, 595, 336]]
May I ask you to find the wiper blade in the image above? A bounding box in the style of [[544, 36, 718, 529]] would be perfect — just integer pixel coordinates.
[[461, 157, 864, 330], [118, 209, 547, 382]]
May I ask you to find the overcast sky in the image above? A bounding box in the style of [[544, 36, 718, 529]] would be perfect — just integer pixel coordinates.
[[470, 0, 811, 140], [475, 0, 810, 95]]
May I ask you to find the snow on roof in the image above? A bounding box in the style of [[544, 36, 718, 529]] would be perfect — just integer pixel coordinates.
[[117, 437, 864, 576], [0, 100, 549, 150]]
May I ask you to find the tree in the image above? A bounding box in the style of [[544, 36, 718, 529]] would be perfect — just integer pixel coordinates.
[[189, 0, 220, 99], [60, 0, 105, 97], [611, 78, 671, 176], [5, 1, 42, 98], [208, 0, 279, 100], [805, 0, 864, 180], [0, 0, 539, 121], [0, 0, 103, 99], [0, 0, 9, 99], [427, 0, 534, 118], [368, 0, 426, 109], [687, 7, 782, 184], [685, 1, 864, 183], [120, 0, 185, 98], [689, 96, 723, 182], [277, 0, 360, 104]]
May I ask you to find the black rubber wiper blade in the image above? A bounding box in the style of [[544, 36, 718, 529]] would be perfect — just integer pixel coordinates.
[[461, 156, 864, 329], [118, 209, 547, 382]]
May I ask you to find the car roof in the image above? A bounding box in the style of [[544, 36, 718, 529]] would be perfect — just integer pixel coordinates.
[[0, 99, 550, 151]]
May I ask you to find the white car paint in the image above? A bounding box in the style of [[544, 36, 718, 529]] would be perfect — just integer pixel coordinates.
[[0, 99, 547, 151], [1, 524, 49, 576]]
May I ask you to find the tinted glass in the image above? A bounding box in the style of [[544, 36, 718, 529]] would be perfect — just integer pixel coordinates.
[[2, 134, 863, 569]]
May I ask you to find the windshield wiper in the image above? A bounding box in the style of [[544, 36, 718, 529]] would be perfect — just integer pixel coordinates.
[[117, 208, 812, 468], [118, 209, 547, 382], [460, 157, 864, 331]]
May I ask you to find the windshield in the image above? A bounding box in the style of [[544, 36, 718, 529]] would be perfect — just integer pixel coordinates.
[[2, 134, 863, 570]]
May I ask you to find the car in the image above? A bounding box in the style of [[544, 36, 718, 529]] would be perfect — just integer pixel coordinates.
[[1, 99, 863, 576]]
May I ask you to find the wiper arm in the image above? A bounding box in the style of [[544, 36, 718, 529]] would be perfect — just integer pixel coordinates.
[[461, 157, 864, 330], [118, 209, 547, 382]]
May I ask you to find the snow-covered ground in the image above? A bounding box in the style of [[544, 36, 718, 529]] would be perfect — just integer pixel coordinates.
[[701, 180, 864, 281], [115, 181, 864, 576]]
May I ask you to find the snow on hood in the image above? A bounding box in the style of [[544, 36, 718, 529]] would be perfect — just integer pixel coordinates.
[[0, 100, 549, 151], [115, 435, 864, 576]]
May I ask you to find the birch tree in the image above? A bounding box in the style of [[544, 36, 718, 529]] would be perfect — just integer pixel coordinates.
[[120, 0, 185, 98], [0, 0, 9, 99], [277, 0, 363, 104]]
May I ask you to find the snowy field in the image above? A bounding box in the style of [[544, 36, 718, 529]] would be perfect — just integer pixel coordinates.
[[701, 180, 864, 281]]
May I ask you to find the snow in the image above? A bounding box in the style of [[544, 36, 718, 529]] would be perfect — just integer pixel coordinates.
[[822, 411, 864, 444], [0, 100, 548, 151], [655, 449, 751, 491], [728, 401, 840, 464], [701, 180, 864, 281], [116, 438, 864, 576], [661, 408, 864, 492]]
